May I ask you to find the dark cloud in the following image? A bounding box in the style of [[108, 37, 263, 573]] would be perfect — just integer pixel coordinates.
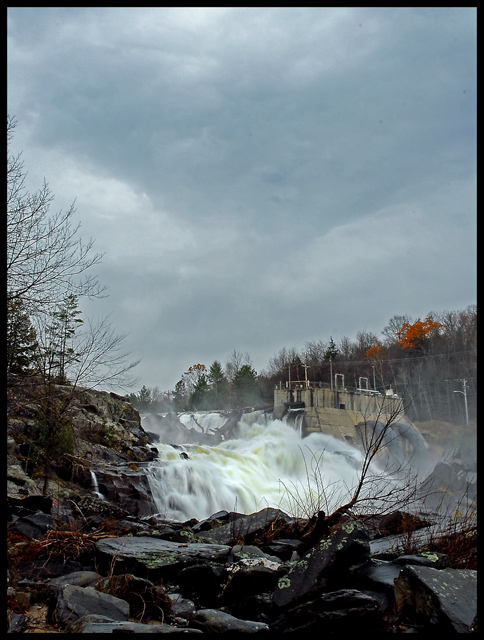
[[7, 7, 476, 390]]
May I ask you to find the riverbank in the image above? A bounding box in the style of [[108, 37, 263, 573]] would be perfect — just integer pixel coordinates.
[[7, 375, 477, 633]]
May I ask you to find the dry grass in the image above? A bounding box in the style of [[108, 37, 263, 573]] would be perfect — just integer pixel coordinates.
[[398, 499, 477, 569]]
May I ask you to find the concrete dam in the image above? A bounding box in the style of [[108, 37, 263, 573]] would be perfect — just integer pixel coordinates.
[[273, 382, 428, 469]]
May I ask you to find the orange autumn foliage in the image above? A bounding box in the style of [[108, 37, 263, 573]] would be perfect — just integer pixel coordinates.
[[365, 344, 386, 360], [396, 315, 442, 350]]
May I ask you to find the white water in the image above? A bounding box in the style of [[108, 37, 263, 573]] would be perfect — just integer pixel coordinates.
[[90, 470, 104, 499], [177, 411, 228, 434], [144, 412, 397, 522]]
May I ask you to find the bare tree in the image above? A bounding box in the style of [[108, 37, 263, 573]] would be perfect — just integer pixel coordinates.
[[34, 309, 140, 391], [280, 394, 425, 535], [225, 349, 252, 381], [7, 115, 105, 314]]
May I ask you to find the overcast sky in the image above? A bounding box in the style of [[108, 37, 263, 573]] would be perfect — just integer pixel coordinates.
[[7, 7, 476, 393]]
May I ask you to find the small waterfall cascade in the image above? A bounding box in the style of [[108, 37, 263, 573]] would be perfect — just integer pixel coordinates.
[[285, 407, 305, 437], [90, 470, 104, 499]]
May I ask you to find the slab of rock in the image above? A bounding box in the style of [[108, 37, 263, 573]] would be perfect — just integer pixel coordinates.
[[69, 614, 202, 633], [191, 608, 269, 633], [273, 520, 370, 608], [96, 536, 231, 579], [394, 565, 477, 633], [394, 552, 452, 569]]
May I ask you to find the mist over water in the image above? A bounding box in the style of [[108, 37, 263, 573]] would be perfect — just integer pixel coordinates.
[[143, 412, 399, 522]]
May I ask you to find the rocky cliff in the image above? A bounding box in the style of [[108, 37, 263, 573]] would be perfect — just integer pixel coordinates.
[[7, 374, 159, 518]]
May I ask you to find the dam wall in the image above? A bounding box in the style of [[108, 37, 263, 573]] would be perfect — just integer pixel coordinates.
[[274, 385, 426, 464]]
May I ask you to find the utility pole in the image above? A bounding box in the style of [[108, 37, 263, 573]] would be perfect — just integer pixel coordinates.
[[302, 364, 310, 388], [454, 378, 469, 426]]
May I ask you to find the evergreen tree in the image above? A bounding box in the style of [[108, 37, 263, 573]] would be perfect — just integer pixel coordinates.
[[232, 364, 260, 408], [208, 360, 229, 408], [189, 374, 210, 410], [42, 294, 83, 383], [173, 379, 187, 411], [7, 297, 39, 374]]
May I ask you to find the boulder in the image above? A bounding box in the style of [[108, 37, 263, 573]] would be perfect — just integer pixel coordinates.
[[356, 559, 403, 594], [7, 611, 28, 633], [221, 546, 284, 601], [260, 538, 302, 561], [273, 520, 370, 608], [174, 564, 226, 607], [394, 565, 477, 633], [48, 584, 130, 629], [196, 507, 294, 545], [168, 592, 197, 622], [88, 464, 157, 517], [94, 573, 172, 622], [9, 511, 54, 540], [271, 589, 380, 633], [356, 552, 452, 596], [191, 509, 245, 533]]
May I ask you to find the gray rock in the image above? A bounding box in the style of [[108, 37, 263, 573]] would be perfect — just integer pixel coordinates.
[[222, 548, 284, 601], [49, 584, 130, 629], [394, 552, 452, 569], [96, 536, 232, 579], [273, 520, 370, 608], [48, 571, 100, 589], [196, 507, 293, 545], [192, 608, 269, 633], [271, 589, 380, 633], [174, 564, 225, 605], [394, 565, 477, 633], [260, 538, 301, 561], [168, 593, 197, 621], [10, 512, 54, 540], [69, 615, 202, 633], [7, 611, 27, 633], [356, 559, 403, 592]]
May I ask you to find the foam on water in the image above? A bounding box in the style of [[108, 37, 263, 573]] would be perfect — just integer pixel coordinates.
[[144, 413, 389, 521]]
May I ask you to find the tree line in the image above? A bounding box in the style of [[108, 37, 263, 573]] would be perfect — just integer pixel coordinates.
[[130, 306, 476, 425]]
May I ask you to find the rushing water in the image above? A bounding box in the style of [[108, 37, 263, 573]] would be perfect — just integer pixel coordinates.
[[143, 411, 397, 522]]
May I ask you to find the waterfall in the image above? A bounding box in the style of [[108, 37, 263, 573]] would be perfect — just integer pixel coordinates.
[[177, 411, 229, 434], [143, 411, 399, 522], [90, 470, 104, 499], [286, 407, 305, 437]]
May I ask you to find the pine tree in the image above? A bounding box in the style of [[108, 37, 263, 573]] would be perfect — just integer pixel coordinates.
[[232, 364, 260, 408], [7, 297, 39, 374], [43, 294, 83, 383]]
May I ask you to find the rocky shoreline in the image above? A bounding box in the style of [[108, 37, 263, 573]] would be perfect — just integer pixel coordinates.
[[7, 378, 477, 633], [7, 497, 478, 634]]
